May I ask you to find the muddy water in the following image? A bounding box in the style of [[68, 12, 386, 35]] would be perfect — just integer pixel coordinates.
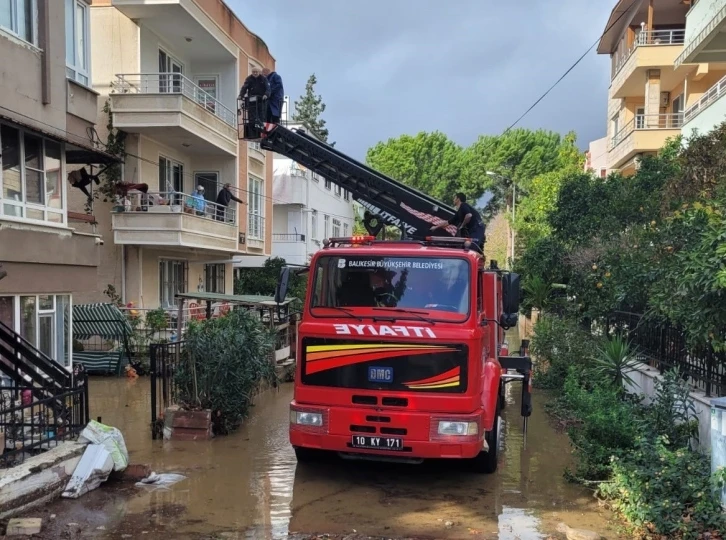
[[32, 377, 619, 539]]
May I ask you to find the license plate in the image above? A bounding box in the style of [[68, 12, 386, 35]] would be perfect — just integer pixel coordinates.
[[351, 435, 403, 451], [368, 366, 393, 383]]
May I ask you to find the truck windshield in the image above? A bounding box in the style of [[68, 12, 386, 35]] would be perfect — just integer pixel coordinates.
[[311, 255, 470, 318]]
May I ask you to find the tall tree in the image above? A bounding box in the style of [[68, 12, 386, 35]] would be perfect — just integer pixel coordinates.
[[293, 74, 330, 143], [462, 128, 569, 218], [365, 131, 464, 202]]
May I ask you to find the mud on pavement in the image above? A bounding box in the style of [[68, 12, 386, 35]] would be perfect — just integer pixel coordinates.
[[15, 377, 618, 539]]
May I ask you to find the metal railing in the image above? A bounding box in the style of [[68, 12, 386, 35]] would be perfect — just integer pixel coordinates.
[[118, 190, 237, 225], [606, 311, 726, 397], [613, 29, 686, 77], [675, 1, 726, 67], [684, 73, 726, 123], [273, 233, 305, 242], [248, 213, 265, 240], [1, 374, 89, 468], [112, 73, 237, 128], [609, 113, 684, 149], [150, 341, 184, 440]]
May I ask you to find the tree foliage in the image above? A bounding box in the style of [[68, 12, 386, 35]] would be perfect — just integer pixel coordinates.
[[234, 257, 307, 303], [292, 73, 330, 143], [365, 131, 464, 202], [516, 121, 726, 351]]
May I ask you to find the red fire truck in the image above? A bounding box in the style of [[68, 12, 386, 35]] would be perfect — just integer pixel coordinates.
[[240, 98, 532, 473]]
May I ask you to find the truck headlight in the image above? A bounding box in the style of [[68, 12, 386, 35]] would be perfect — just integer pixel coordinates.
[[437, 421, 478, 436], [290, 410, 323, 427]]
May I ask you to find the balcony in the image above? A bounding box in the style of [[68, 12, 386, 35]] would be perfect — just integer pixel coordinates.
[[608, 113, 683, 169], [676, 0, 726, 67], [111, 191, 239, 253], [683, 73, 726, 135], [110, 74, 237, 157], [611, 30, 686, 99], [272, 234, 308, 265]]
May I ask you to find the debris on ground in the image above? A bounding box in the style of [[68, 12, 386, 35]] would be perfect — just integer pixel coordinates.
[[135, 472, 187, 491], [556, 522, 603, 540], [6, 517, 42, 536], [61, 444, 114, 499], [77, 420, 129, 471]]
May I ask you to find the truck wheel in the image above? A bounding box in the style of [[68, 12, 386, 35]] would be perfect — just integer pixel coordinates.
[[294, 446, 320, 462], [470, 401, 501, 474]]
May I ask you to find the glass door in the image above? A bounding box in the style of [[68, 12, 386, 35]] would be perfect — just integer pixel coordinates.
[[159, 50, 183, 94]]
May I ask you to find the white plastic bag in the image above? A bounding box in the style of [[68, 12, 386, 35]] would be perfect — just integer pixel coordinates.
[[78, 420, 129, 471]]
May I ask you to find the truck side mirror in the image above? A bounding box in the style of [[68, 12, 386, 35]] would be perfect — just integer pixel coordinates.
[[275, 267, 291, 304], [502, 272, 520, 314], [500, 272, 520, 330]]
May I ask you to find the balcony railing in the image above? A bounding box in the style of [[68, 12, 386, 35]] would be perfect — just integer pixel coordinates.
[[613, 29, 686, 77], [273, 233, 306, 242], [119, 190, 237, 224], [248, 214, 265, 241], [684, 74, 726, 123], [609, 113, 684, 149], [111, 73, 237, 128]]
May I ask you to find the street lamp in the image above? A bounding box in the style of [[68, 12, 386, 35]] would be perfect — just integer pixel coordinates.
[[486, 171, 516, 265]]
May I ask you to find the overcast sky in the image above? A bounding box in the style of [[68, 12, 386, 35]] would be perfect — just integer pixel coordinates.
[[230, 0, 614, 160]]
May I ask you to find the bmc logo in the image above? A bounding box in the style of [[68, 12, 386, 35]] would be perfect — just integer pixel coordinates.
[[333, 323, 437, 338]]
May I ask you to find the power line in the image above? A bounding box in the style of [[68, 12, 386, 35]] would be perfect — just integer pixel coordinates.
[[0, 104, 356, 222], [504, 6, 635, 133]]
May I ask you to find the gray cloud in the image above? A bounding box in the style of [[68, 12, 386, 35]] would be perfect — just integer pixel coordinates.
[[229, 0, 613, 159]]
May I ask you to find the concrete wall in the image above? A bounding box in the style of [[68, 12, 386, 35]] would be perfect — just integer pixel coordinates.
[[625, 362, 716, 453]]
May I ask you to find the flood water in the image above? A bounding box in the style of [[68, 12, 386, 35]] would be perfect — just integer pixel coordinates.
[[30, 376, 619, 539]]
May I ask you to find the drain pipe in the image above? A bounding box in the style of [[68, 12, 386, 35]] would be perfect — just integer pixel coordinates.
[[121, 245, 126, 303]]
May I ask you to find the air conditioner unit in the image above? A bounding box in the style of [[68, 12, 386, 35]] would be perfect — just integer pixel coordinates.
[[660, 92, 670, 107]]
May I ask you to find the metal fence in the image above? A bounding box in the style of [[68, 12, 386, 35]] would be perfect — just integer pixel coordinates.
[[150, 341, 185, 439], [606, 311, 726, 397], [1, 372, 89, 468]]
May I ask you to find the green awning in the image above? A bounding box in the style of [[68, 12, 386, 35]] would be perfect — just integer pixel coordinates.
[[73, 303, 133, 340], [176, 292, 295, 306]]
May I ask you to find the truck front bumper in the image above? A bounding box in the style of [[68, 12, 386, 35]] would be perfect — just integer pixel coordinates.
[[289, 401, 486, 460]]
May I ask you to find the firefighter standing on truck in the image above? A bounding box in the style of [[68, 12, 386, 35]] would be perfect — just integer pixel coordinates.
[[430, 192, 485, 250]]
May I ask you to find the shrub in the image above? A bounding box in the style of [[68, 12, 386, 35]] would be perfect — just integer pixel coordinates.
[[529, 315, 595, 390], [176, 309, 278, 435], [560, 366, 643, 481], [599, 436, 726, 539]]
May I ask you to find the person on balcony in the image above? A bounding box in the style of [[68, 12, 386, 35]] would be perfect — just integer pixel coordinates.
[[238, 67, 270, 124], [215, 183, 244, 222], [186, 185, 206, 216], [262, 67, 284, 123]]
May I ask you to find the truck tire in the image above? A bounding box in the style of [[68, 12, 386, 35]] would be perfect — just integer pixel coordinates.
[[294, 446, 320, 462], [469, 399, 501, 474]]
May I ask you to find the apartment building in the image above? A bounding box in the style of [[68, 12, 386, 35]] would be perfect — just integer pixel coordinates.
[[0, 0, 118, 367], [676, 0, 726, 137], [70, 0, 275, 310], [599, 0, 694, 175], [584, 137, 610, 177]]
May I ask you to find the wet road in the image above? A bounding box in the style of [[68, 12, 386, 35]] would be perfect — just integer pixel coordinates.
[[26, 377, 619, 539]]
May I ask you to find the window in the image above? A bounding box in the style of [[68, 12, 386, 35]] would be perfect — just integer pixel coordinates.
[[248, 174, 264, 239], [599, 168, 607, 179], [311, 172, 319, 183], [3, 294, 71, 367], [159, 260, 187, 309], [324, 178, 331, 190], [204, 264, 225, 294], [334, 184, 341, 197], [159, 156, 184, 203], [1, 124, 64, 223], [344, 189, 350, 201], [65, 0, 89, 85], [324, 215, 330, 239], [1, 0, 35, 45], [311, 211, 318, 240], [159, 50, 183, 93], [343, 223, 349, 236], [332, 218, 341, 237]]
